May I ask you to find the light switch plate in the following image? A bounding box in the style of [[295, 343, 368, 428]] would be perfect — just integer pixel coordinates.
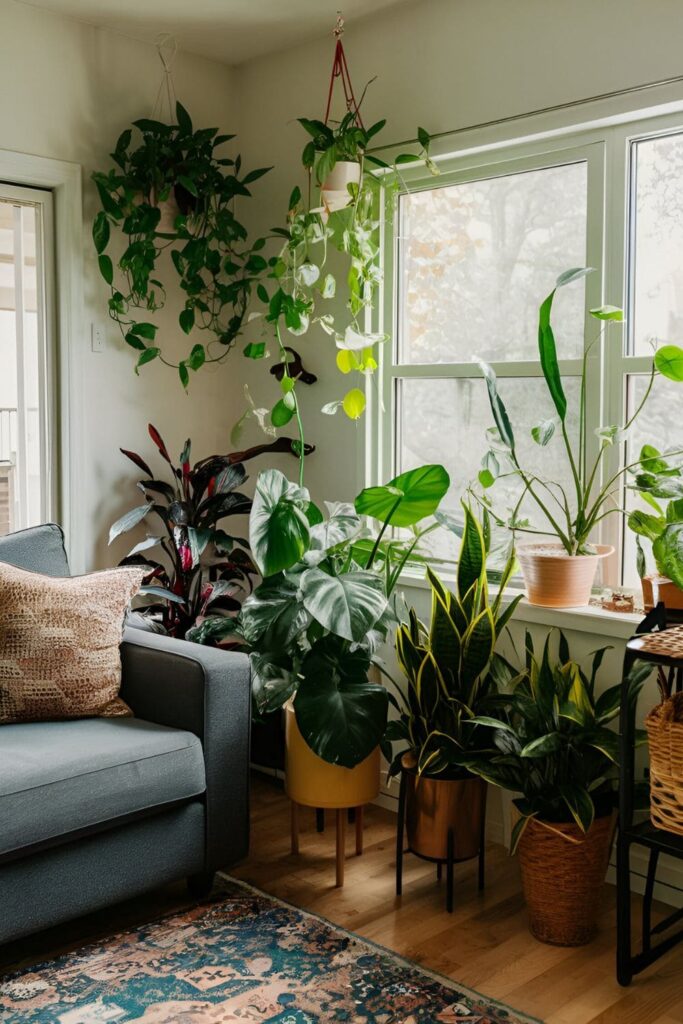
[[91, 323, 104, 353]]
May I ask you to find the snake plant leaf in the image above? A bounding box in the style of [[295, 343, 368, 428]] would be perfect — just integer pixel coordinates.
[[559, 781, 595, 833], [300, 567, 387, 642], [395, 624, 425, 682], [653, 522, 683, 588], [475, 359, 515, 450], [457, 504, 485, 599], [295, 640, 388, 767], [355, 464, 449, 527], [249, 469, 311, 576], [461, 605, 495, 688], [415, 652, 443, 717], [429, 588, 461, 671]]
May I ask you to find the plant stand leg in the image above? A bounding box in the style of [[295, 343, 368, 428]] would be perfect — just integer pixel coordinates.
[[355, 806, 364, 855], [446, 828, 454, 914], [290, 801, 299, 855], [348, 807, 356, 824], [437, 861, 442, 881], [643, 848, 660, 954], [316, 808, 325, 833], [478, 794, 487, 892], [336, 809, 346, 887], [616, 836, 633, 987], [396, 772, 406, 897]]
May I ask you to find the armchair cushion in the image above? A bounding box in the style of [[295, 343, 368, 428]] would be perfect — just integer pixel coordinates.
[[0, 717, 205, 858]]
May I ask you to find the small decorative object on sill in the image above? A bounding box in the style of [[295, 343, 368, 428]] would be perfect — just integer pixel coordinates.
[[589, 589, 638, 614]]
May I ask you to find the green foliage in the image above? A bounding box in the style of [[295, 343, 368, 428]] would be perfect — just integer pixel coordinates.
[[476, 269, 683, 554], [463, 632, 651, 850], [204, 463, 448, 768], [92, 102, 271, 383], [389, 504, 521, 777], [628, 447, 683, 584]]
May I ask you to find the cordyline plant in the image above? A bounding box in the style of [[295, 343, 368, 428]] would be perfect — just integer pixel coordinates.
[[246, 97, 436, 485], [476, 267, 683, 555], [109, 423, 311, 641], [92, 101, 271, 387], [462, 631, 651, 851], [387, 503, 521, 778]]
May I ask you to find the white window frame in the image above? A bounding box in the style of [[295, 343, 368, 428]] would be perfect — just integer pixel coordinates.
[[369, 103, 683, 587], [0, 150, 84, 570]]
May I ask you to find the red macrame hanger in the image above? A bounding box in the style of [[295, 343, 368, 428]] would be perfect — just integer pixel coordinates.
[[323, 15, 364, 129]]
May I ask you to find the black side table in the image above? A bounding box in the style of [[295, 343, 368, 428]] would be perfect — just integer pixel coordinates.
[[617, 603, 683, 985]]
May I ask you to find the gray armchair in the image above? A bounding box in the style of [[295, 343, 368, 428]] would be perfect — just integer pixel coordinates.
[[0, 524, 251, 946]]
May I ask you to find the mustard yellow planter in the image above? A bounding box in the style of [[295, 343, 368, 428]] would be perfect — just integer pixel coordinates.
[[284, 702, 380, 809]]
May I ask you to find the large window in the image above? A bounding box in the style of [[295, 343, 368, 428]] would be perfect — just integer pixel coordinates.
[[0, 184, 54, 535], [377, 112, 683, 585]]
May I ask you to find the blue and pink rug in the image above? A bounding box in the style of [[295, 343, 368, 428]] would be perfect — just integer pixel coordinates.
[[0, 879, 540, 1023]]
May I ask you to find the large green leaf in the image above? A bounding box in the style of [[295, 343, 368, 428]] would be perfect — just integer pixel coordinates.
[[239, 573, 301, 645], [627, 509, 665, 542], [300, 567, 387, 642], [354, 464, 449, 527], [538, 267, 593, 421], [307, 503, 361, 560], [654, 522, 683, 587], [655, 344, 683, 382], [295, 639, 388, 767], [249, 469, 311, 576], [476, 359, 515, 450]]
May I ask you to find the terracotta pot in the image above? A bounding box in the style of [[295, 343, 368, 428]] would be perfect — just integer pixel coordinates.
[[321, 160, 361, 211], [284, 702, 380, 809], [402, 755, 487, 861], [517, 813, 614, 946], [642, 573, 683, 612], [517, 543, 614, 608]]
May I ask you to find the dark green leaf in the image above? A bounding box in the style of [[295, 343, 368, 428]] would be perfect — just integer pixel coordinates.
[[179, 307, 195, 334], [355, 464, 449, 527], [300, 567, 387, 642], [249, 468, 311, 576], [98, 254, 114, 285], [92, 212, 110, 254]]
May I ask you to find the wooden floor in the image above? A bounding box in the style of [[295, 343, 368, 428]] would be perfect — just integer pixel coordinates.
[[4, 772, 683, 1023]]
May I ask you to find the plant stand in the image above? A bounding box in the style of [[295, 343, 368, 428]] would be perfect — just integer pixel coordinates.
[[617, 603, 683, 985], [395, 770, 486, 913], [290, 799, 366, 887]]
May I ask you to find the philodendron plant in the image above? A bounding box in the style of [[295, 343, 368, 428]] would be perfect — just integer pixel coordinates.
[[192, 464, 449, 768], [628, 446, 683, 587], [463, 631, 650, 852], [476, 268, 683, 555], [388, 503, 522, 778]]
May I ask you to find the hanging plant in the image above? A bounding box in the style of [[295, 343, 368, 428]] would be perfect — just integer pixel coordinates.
[[249, 19, 437, 486], [92, 101, 272, 387]]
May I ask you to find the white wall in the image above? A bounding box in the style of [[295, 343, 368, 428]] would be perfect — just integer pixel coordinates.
[[0, 0, 252, 569]]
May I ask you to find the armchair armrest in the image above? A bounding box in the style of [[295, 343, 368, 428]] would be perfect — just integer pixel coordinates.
[[119, 627, 251, 869]]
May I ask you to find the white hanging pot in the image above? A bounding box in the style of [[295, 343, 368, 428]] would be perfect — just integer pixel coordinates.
[[150, 187, 181, 235], [321, 160, 361, 211], [516, 543, 614, 608]]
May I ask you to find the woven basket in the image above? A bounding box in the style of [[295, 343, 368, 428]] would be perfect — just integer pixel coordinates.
[[646, 693, 683, 836], [517, 813, 614, 946]]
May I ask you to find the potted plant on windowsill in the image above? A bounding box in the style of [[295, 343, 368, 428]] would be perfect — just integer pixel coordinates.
[[476, 267, 683, 608], [463, 632, 649, 946], [627, 445, 683, 611], [387, 504, 521, 865], [229, 463, 449, 805]]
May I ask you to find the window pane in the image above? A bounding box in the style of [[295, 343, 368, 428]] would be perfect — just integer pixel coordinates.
[[631, 132, 683, 356], [398, 161, 588, 365], [0, 199, 46, 535], [397, 376, 580, 562], [623, 373, 683, 586]]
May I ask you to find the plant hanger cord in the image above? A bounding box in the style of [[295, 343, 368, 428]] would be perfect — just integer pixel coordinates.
[[324, 15, 364, 128], [151, 33, 178, 123]]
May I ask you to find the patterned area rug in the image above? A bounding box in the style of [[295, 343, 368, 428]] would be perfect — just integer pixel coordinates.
[[0, 878, 541, 1023]]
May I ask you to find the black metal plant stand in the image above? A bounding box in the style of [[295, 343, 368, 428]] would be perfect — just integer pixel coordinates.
[[617, 603, 683, 985], [395, 771, 486, 913]]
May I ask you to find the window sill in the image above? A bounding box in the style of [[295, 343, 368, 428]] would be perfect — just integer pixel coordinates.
[[397, 571, 641, 640]]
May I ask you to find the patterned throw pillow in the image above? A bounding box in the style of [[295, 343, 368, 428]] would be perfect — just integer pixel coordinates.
[[0, 562, 145, 724]]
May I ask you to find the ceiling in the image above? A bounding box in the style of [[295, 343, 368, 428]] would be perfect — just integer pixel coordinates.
[[14, 0, 409, 66]]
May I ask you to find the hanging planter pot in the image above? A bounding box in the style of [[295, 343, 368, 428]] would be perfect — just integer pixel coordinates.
[[321, 160, 362, 211], [517, 812, 615, 946], [516, 543, 614, 608], [150, 186, 182, 235]]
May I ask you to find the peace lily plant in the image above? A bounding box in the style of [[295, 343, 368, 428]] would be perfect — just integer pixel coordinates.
[[476, 267, 683, 606]]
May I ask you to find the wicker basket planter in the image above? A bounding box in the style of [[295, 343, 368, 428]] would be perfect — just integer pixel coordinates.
[[517, 812, 615, 946], [645, 693, 683, 836]]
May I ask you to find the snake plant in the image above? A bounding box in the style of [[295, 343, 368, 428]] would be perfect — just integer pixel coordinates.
[[387, 504, 521, 777]]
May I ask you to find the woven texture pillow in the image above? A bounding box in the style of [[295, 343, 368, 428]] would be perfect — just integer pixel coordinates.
[[0, 562, 145, 724]]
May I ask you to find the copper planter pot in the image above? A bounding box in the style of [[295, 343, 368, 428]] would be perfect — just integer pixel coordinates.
[[403, 761, 487, 862]]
